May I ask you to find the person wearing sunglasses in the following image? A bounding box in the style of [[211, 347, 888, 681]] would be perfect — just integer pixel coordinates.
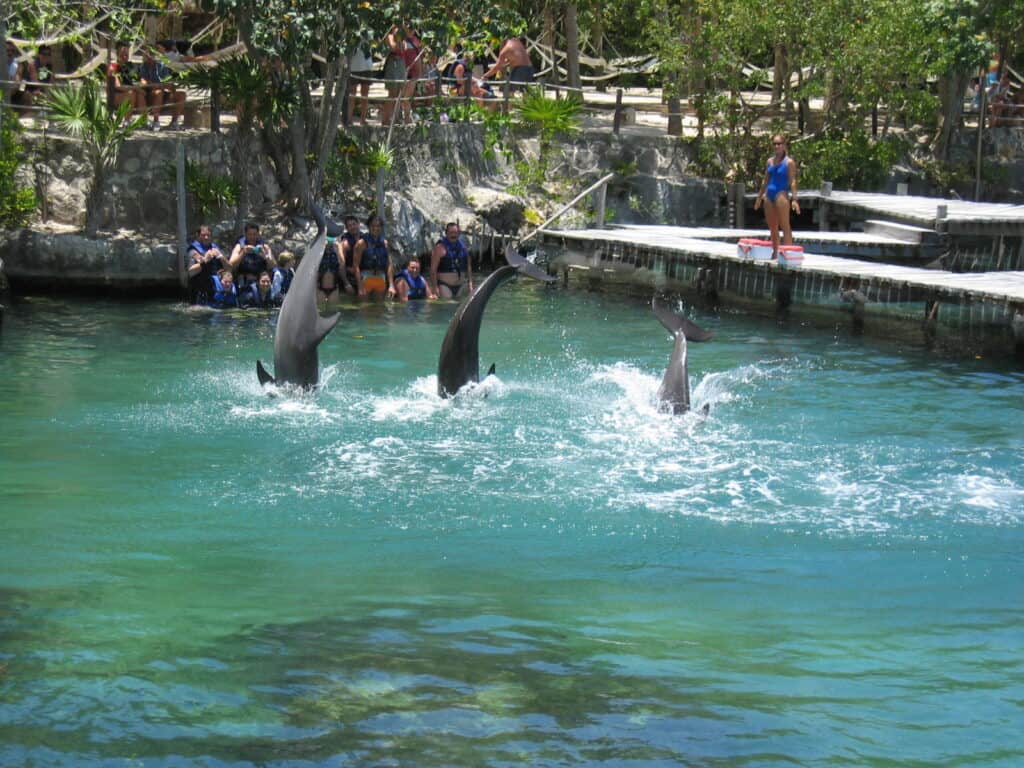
[[754, 134, 800, 259]]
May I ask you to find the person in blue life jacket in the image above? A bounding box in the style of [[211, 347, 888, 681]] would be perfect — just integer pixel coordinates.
[[395, 258, 436, 302], [753, 134, 800, 259], [186, 224, 226, 304], [241, 270, 282, 309], [273, 251, 296, 296], [339, 215, 363, 294], [318, 233, 346, 304], [352, 214, 395, 299], [209, 269, 240, 309], [429, 221, 473, 299], [229, 222, 276, 288]]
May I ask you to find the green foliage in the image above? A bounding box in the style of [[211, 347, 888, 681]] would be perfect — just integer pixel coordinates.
[[510, 88, 583, 191], [420, 101, 514, 162], [515, 88, 582, 145], [323, 133, 392, 208], [797, 131, 910, 191], [44, 79, 147, 237], [166, 160, 240, 220], [0, 111, 38, 228]]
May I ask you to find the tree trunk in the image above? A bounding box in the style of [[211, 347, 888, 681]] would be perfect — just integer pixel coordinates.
[[771, 43, 786, 105], [543, 5, 557, 84], [591, 8, 605, 92], [85, 162, 106, 239], [232, 122, 254, 234], [286, 107, 312, 214], [565, 3, 581, 92], [932, 71, 969, 161]]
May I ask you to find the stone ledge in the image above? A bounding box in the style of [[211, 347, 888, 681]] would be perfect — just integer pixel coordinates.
[[0, 229, 183, 294]]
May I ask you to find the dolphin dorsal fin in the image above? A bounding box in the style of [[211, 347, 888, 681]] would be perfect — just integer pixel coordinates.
[[314, 311, 341, 346], [487, 363, 496, 377]]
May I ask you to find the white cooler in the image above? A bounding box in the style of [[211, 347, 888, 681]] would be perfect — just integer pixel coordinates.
[[737, 238, 774, 261]]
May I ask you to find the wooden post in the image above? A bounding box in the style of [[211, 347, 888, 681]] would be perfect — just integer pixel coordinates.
[[106, 39, 114, 112], [975, 76, 987, 201], [175, 141, 189, 292], [819, 181, 832, 232], [667, 95, 682, 136], [871, 104, 878, 137], [376, 167, 385, 219], [613, 88, 623, 134], [210, 79, 220, 133], [936, 204, 948, 234], [731, 182, 746, 228], [897, 182, 908, 196], [503, 75, 511, 113], [593, 181, 607, 228]]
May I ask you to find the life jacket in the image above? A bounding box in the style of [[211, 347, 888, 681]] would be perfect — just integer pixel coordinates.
[[436, 236, 469, 275], [209, 274, 239, 309], [241, 282, 280, 309], [319, 238, 342, 275], [341, 232, 361, 267], [188, 239, 224, 303], [359, 233, 389, 273], [236, 236, 268, 280], [273, 267, 294, 296], [398, 269, 427, 299]]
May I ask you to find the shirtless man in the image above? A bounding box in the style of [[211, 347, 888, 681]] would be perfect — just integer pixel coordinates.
[[483, 37, 534, 90]]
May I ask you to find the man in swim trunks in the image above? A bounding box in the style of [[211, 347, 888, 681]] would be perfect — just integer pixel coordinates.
[[483, 37, 535, 91], [753, 134, 800, 259], [430, 222, 473, 299]]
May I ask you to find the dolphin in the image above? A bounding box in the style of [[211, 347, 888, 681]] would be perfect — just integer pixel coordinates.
[[651, 295, 714, 414], [436, 245, 555, 397], [256, 203, 340, 389]]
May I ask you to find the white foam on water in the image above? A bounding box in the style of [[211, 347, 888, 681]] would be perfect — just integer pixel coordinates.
[[954, 474, 1024, 521]]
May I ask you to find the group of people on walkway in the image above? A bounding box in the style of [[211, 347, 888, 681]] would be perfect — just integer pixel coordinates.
[[352, 29, 537, 125], [6, 40, 53, 108], [187, 217, 475, 310], [107, 40, 186, 130]]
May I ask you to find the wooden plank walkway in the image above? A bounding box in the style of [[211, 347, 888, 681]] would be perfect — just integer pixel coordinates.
[[541, 226, 1024, 307], [751, 190, 1024, 236]]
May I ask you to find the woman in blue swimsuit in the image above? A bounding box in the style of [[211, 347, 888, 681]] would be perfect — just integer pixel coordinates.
[[754, 134, 801, 258]]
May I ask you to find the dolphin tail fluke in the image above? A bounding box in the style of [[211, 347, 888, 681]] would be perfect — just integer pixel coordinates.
[[652, 295, 714, 342], [505, 245, 556, 283], [256, 359, 276, 386]]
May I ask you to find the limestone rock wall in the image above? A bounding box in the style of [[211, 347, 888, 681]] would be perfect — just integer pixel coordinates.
[[8, 123, 725, 292], [24, 131, 280, 234]]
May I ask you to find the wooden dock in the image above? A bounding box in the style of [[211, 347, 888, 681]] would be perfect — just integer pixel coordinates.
[[780, 190, 1024, 236], [605, 224, 942, 264], [538, 225, 1024, 354]]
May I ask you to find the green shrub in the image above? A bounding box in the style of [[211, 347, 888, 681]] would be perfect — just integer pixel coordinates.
[[0, 110, 38, 228], [797, 130, 909, 191], [167, 160, 239, 220]]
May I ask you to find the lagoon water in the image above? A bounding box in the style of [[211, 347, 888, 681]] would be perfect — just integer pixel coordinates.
[[1, 284, 1022, 767]]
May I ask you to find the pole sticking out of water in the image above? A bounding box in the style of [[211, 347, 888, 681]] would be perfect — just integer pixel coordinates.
[[175, 141, 188, 293]]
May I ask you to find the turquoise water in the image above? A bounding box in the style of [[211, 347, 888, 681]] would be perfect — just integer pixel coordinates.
[[1, 286, 1022, 767]]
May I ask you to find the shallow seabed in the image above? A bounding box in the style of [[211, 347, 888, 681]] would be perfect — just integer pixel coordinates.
[[1, 285, 1022, 767]]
